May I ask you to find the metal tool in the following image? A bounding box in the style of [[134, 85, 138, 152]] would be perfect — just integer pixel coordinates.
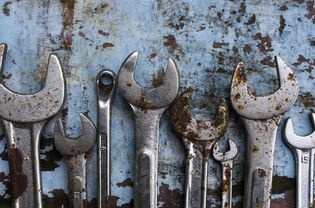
[[170, 89, 229, 208], [117, 51, 179, 208], [96, 70, 116, 207], [213, 139, 238, 208], [284, 113, 315, 208], [54, 113, 96, 208], [230, 57, 299, 208], [0, 43, 65, 208]]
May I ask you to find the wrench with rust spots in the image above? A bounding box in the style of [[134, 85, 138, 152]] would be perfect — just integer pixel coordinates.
[[54, 113, 96, 208], [118, 51, 179, 208], [213, 139, 238, 208], [230, 57, 299, 208], [284, 113, 315, 208], [0, 43, 65, 208], [170, 89, 229, 208]]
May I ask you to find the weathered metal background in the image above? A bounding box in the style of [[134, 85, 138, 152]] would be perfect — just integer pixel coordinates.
[[0, 0, 314, 207]]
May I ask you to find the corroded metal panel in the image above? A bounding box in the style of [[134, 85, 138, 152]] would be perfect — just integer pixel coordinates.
[[0, 0, 314, 207]]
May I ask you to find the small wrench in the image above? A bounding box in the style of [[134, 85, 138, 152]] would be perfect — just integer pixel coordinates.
[[117, 51, 179, 208], [230, 57, 299, 208], [96, 70, 116, 207], [284, 113, 315, 208], [170, 89, 229, 208], [54, 113, 96, 208], [0, 43, 65, 208], [213, 139, 238, 208]]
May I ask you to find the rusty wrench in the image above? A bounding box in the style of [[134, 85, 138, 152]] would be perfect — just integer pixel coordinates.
[[118, 51, 179, 208], [170, 89, 229, 208], [213, 139, 238, 208], [230, 57, 299, 208], [54, 113, 96, 208], [96, 70, 116, 207], [284, 113, 315, 208], [0, 43, 65, 208]]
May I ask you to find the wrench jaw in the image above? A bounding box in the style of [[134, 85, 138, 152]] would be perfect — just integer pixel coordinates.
[[0, 45, 65, 123], [213, 140, 238, 162], [54, 113, 96, 156], [230, 57, 299, 120], [284, 113, 315, 150], [117, 51, 179, 110], [170, 89, 229, 149]]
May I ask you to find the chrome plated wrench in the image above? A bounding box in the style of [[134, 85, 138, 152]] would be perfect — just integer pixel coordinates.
[[0, 43, 65, 208], [96, 70, 116, 207], [54, 113, 96, 208], [118, 51, 179, 208], [170, 89, 229, 208], [284, 113, 315, 208], [213, 139, 238, 208], [230, 57, 299, 208]]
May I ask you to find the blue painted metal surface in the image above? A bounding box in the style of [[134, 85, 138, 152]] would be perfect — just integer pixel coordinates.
[[0, 0, 314, 207]]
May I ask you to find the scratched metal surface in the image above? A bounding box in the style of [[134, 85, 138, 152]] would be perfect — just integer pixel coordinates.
[[0, 0, 314, 207]]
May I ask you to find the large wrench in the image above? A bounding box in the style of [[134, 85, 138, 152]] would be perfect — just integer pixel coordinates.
[[170, 89, 229, 208], [230, 57, 299, 208], [0, 43, 65, 208], [54, 113, 96, 208], [117, 51, 179, 208], [96, 70, 116, 207], [284, 113, 315, 208], [213, 139, 238, 208]]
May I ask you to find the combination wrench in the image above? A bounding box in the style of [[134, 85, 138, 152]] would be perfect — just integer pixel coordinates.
[[284, 113, 315, 208], [54, 113, 96, 208], [170, 89, 229, 208], [0, 43, 65, 208], [96, 70, 116, 207], [230, 57, 299, 208], [213, 139, 238, 208], [117, 51, 179, 208]]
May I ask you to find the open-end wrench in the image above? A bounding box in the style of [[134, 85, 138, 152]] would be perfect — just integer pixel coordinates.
[[117, 51, 179, 208], [284, 113, 315, 208], [0, 43, 65, 208], [170, 89, 229, 208], [96, 70, 116, 207], [213, 139, 238, 208], [230, 57, 299, 208], [54, 113, 96, 208]]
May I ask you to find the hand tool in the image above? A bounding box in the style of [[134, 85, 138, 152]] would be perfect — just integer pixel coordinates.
[[170, 89, 229, 208], [284, 113, 315, 208], [54, 113, 96, 208], [0, 43, 65, 208], [96, 70, 116, 207], [213, 139, 238, 208], [230, 57, 299, 208], [117, 51, 179, 208]]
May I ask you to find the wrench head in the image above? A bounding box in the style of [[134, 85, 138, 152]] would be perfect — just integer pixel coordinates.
[[230, 57, 299, 120], [96, 69, 116, 102], [117, 51, 179, 109], [284, 113, 315, 150], [213, 139, 238, 162], [0, 43, 65, 123], [54, 113, 96, 156], [170, 89, 229, 143]]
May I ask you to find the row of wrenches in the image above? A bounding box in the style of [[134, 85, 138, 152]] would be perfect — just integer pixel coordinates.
[[0, 42, 312, 208]]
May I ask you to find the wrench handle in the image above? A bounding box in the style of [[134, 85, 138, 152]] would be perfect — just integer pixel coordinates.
[[65, 154, 88, 208], [132, 107, 165, 208], [242, 116, 281, 208], [221, 161, 233, 208], [4, 120, 45, 208], [184, 141, 209, 208], [294, 149, 314, 208]]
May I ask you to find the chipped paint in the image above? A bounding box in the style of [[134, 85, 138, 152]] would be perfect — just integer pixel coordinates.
[[0, 0, 314, 207]]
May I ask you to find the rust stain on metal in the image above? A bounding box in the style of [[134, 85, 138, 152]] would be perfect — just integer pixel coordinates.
[[8, 147, 27, 200], [163, 35, 177, 53], [305, 0, 315, 23], [253, 33, 273, 52], [252, 145, 260, 153], [98, 30, 110, 36], [60, 0, 75, 50], [152, 69, 165, 87], [279, 15, 286, 35], [116, 178, 134, 188], [136, 96, 153, 111], [2, 1, 12, 16], [40, 137, 63, 171], [212, 42, 229, 48], [245, 14, 256, 25], [102, 43, 114, 48], [298, 92, 315, 108], [158, 182, 184, 207], [243, 44, 252, 54]]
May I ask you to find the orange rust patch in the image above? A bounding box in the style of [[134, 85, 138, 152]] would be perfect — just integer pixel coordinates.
[[252, 145, 260, 153]]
